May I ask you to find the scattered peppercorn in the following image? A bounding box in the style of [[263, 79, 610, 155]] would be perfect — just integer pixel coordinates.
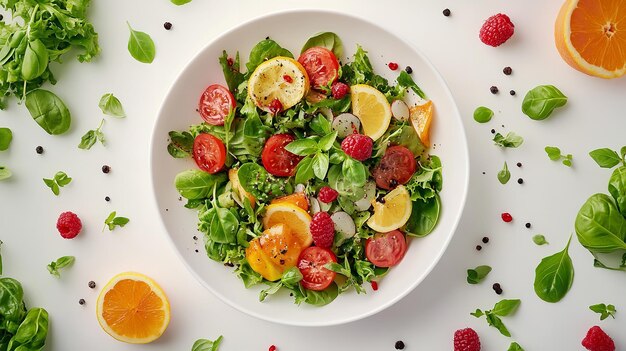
[[163, 22, 172, 30], [503, 66, 513, 75], [525, 222, 531, 228], [388, 62, 399, 70], [195, 249, 199, 253], [395, 340, 406, 350], [442, 8, 451, 17], [105, 196, 110, 202], [492, 283, 503, 295], [491, 129, 496, 134], [482, 237, 489, 244], [102, 165, 111, 173], [193, 235, 198, 241], [476, 245, 482, 251], [516, 162, 522, 167], [501, 212, 513, 222], [517, 178, 524, 184], [79, 298, 85, 305], [490, 86, 499, 94], [35, 146, 44, 154], [405, 66, 413, 74], [88, 281, 96, 289], [510, 90, 516, 96]]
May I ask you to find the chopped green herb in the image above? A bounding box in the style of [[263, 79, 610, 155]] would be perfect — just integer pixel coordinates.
[[191, 335, 223, 351], [104, 211, 130, 231], [43, 171, 72, 196], [467, 265, 492, 284], [498, 161, 511, 184], [473, 106, 493, 123], [545, 146, 573, 167], [493, 132, 524, 148], [78, 119, 106, 150], [99, 94, 126, 117], [532, 234, 549, 245], [589, 303, 616, 320], [471, 299, 521, 337], [47, 256, 75, 278]]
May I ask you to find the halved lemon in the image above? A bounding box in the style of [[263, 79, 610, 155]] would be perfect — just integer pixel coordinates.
[[96, 272, 170, 344], [248, 56, 309, 112], [350, 84, 392, 141], [263, 202, 312, 246], [409, 100, 434, 147], [367, 185, 412, 232]]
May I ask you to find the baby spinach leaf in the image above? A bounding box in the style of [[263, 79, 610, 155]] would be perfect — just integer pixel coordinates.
[[0, 166, 12, 181], [522, 85, 567, 120], [301, 32, 344, 59], [21, 39, 48, 81], [175, 170, 227, 200], [78, 119, 105, 150], [25, 89, 71, 135], [589, 303, 616, 320], [404, 195, 440, 237], [493, 132, 523, 148], [245, 39, 293, 73], [498, 161, 511, 184], [534, 235, 574, 303], [191, 335, 223, 351], [7, 307, 48, 351], [467, 265, 492, 284], [209, 208, 238, 244], [508, 342, 524, 351], [127, 22, 156, 64], [167, 131, 194, 158], [298, 282, 338, 306], [0, 277, 25, 323], [99, 93, 125, 117], [0, 128, 12, 151], [171, 0, 193, 5], [492, 299, 521, 316], [533, 234, 549, 245], [575, 193, 626, 253], [589, 148, 622, 168], [608, 167, 626, 216], [104, 211, 130, 231], [473, 106, 493, 123], [46, 256, 75, 278], [285, 139, 318, 156], [342, 158, 367, 187], [396, 70, 426, 99]]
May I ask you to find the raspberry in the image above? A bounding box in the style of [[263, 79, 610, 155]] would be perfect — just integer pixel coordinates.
[[318, 186, 339, 203], [582, 326, 615, 351], [331, 82, 349, 99], [309, 212, 335, 248], [56, 211, 82, 239], [453, 328, 481, 351], [479, 13, 515, 47], [341, 134, 373, 161]]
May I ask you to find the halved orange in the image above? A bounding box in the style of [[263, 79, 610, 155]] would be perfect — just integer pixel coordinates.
[[96, 272, 170, 344], [555, 0, 626, 78], [263, 203, 313, 247]]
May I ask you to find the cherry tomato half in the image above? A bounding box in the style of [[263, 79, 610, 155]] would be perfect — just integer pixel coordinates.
[[365, 230, 408, 268], [261, 134, 303, 177], [297, 47, 339, 89], [193, 133, 226, 174], [372, 145, 417, 190], [198, 84, 236, 126], [297, 246, 337, 291]]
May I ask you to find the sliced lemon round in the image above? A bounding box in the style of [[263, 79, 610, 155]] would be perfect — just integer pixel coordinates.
[[367, 185, 412, 232], [248, 56, 309, 112], [263, 202, 312, 247], [409, 100, 434, 147], [350, 84, 392, 141], [96, 272, 170, 344]]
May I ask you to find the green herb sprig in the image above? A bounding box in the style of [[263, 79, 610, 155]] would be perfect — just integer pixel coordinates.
[[545, 146, 573, 167], [104, 211, 130, 231], [589, 303, 616, 320], [47, 256, 75, 278], [471, 299, 521, 337], [43, 171, 72, 195]]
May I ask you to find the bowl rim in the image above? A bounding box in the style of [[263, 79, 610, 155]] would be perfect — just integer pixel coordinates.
[[149, 8, 470, 327]]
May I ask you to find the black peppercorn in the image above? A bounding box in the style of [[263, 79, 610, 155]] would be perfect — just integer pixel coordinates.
[[395, 340, 405, 350], [493, 283, 503, 294], [405, 66, 413, 74], [491, 129, 496, 134], [503, 66, 512, 75], [510, 90, 516, 96], [164, 22, 172, 30], [105, 196, 110, 202], [516, 162, 522, 167], [88, 281, 96, 289], [442, 8, 451, 17], [476, 245, 482, 251], [482, 237, 489, 244], [193, 235, 198, 241], [517, 178, 524, 184], [36, 146, 44, 154], [79, 298, 85, 305], [102, 165, 111, 173], [490, 86, 499, 94], [525, 222, 531, 228]]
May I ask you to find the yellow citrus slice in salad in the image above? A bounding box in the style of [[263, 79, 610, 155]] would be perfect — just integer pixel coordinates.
[[409, 100, 434, 147], [367, 185, 412, 232], [96, 272, 170, 344], [263, 202, 313, 247], [350, 84, 392, 141], [248, 56, 309, 112]]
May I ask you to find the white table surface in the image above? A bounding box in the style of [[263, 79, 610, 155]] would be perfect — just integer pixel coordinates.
[[1, 1, 626, 350]]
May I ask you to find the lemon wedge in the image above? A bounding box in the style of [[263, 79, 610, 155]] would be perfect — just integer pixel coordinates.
[[350, 84, 392, 141], [367, 185, 412, 232]]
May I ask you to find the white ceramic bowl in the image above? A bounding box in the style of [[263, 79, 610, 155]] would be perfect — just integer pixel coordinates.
[[150, 9, 469, 327]]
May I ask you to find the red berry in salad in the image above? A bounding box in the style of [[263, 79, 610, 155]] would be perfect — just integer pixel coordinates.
[[331, 81, 349, 99], [341, 134, 373, 161], [479, 13, 515, 47], [56, 211, 82, 239], [318, 186, 339, 203], [453, 328, 481, 351], [582, 326, 615, 351], [501, 212, 513, 222], [269, 98, 283, 115], [388, 62, 399, 70], [310, 212, 335, 248]]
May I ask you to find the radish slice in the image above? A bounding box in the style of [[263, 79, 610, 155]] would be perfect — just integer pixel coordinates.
[[309, 196, 321, 214], [331, 211, 356, 245], [319, 107, 334, 120], [391, 100, 410, 122], [332, 113, 361, 138], [354, 181, 376, 211], [294, 183, 306, 193]]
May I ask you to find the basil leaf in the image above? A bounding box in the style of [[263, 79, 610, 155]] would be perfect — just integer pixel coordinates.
[[127, 22, 156, 64], [493, 132, 523, 148], [47, 256, 75, 277], [54, 171, 72, 186], [209, 208, 238, 244], [404, 195, 440, 237], [191, 335, 223, 351], [0, 127, 12, 151], [508, 342, 524, 351], [473, 106, 493, 123], [532, 234, 549, 245], [396, 70, 426, 99], [78, 130, 97, 150], [104, 211, 130, 231], [309, 114, 332, 136], [534, 235, 574, 303], [485, 312, 511, 337], [470, 309, 484, 318], [246, 39, 293, 73], [589, 303, 616, 320], [492, 299, 521, 316], [608, 166, 626, 216], [545, 146, 561, 160], [21, 39, 48, 80], [285, 139, 318, 156], [498, 161, 510, 184], [575, 193, 626, 252], [301, 32, 344, 59], [171, 0, 192, 4], [167, 131, 194, 158], [467, 265, 492, 284], [294, 155, 315, 184], [25, 89, 71, 135], [0, 166, 12, 180], [589, 148, 622, 168], [318, 131, 337, 152], [175, 170, 227, 200], [99, 93, 125, 117], [43, 178, 59, 195], [312, 152, 329, 180], [522, 85, 567, 120], [342, 158, 367, 187]]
